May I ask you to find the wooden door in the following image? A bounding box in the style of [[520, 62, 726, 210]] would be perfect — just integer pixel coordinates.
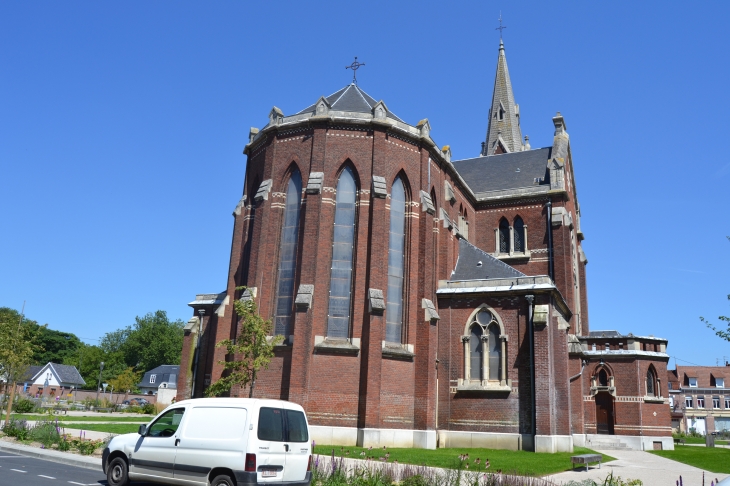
[[595, 392, 614, 434]]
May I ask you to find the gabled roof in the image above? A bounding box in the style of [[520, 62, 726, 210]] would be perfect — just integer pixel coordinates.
[[138, 365, 180, 388], [452, 147, 551, 195], [296, 84, 404, 123], [31, 362, 85, 385], [20, 365, 43, 383], [450, 238, 525, 281]]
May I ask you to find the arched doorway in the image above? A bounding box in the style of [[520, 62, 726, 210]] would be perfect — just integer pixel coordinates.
[[595, 392, 615, 434]]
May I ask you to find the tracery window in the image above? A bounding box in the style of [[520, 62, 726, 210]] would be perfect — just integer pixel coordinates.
[[499, 218, 510, 253], [646, 367, 658, 397], [273, 169, 302, 337], [326, 166, 357, 338], [513, 216, 525, 253], [462, 308, 506, 386], [385, 176, 406, 343]]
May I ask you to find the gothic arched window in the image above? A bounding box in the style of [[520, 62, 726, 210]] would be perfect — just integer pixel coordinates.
[[647, 367, 658, 397], [499, 218, 510, 253], [598, 369, 609, 387], [488, 324, 501, 381], [273, 169, 302, 337], [463, 309, 506, 385], [326, 166, 357, 338], [514, 216, 525, 253], [386, 176, 406, 343], [470, 325, 483, 381]]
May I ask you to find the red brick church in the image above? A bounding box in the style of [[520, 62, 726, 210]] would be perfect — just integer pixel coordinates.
[[176, 40, 673, 452]]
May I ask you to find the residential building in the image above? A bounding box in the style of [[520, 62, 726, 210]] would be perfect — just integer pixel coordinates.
[[668, 365, 730, 434], [138, 365, 179, 395]]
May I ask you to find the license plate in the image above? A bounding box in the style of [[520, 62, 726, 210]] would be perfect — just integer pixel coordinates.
[[262, 470, 277, 477]]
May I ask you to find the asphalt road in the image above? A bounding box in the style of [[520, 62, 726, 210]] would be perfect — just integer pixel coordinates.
[[0, 452, 105, 486]]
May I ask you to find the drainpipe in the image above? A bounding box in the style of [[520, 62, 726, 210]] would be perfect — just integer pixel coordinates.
[[546, 200, 554, 280], [526, 295, 536, 442], [570, 360, 587, 381]]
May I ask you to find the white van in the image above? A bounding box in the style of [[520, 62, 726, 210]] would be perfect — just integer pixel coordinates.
[[102, 398, 312, 486]]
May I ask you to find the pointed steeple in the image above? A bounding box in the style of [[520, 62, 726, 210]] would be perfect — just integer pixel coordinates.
[[482, 40, 524, 156]]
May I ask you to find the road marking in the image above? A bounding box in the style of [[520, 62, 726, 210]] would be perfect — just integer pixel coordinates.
[[68, 482, 88, 485], [11, 468, 27, 473], [38, 475, 56, 479]]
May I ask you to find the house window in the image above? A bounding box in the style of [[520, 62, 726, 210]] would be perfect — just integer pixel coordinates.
[[713, 396, 721, 409], [498, 218, 510, 253], [149, 374, 156, 384], [668, 382, 673, 390], [685, 397, 693, 408], [274, 168, 303, 337], [689, 377, 698, 388], [697, 396, 705, 408], [716, 378, 725, 388], [513, 217, 525, 253], [462, 309, 506, 385], [327, 166, 357, 338], [725, 398, 730, 409], [385, 176, 407, 344]]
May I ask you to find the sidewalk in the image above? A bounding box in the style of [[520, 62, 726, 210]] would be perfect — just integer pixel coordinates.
[[548, 449, 729, 485]]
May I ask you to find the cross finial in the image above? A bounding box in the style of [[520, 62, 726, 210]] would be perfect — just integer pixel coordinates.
[[496, 12, 507, 40], [346, 56, 365, 85]]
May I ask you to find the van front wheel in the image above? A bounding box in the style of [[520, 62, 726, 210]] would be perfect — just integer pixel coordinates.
[[211, 474, 235, 486], [107, 457, 129, 486]]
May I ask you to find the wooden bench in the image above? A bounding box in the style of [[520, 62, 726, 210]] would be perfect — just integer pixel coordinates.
[[571, 453, 602, 471], [674, 438, 686, 445]]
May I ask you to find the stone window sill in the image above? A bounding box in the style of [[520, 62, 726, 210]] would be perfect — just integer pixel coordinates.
[[381, 342, 414, 361], [590, 386, 616, 396], [313, 336, 360, 356], [456, 379, 511, 393], [643, 396, 666, 403], [495, 251, 531, 261]]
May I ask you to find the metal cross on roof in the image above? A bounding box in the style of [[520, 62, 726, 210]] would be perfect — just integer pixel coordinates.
[[346, 56, 365, 85], [496, 12, 507, 39]]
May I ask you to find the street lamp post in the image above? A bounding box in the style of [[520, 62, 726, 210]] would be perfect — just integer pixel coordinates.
[[95, 361, 104, 406]]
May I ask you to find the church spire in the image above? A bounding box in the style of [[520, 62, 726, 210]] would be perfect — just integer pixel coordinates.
[[482, 40, 524, 156]]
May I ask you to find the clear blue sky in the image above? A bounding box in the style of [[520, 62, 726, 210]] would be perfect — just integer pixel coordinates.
[[1, 2, 728, 367]]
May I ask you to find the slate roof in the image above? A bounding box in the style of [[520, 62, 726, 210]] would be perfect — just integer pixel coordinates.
[[296, 84, 405, 123], [20, 365, 43, 382], [452, 147, 552, 194], [450, 238, 525, 281], [138, 365, 180, 388], [29, 363, 85, 385]]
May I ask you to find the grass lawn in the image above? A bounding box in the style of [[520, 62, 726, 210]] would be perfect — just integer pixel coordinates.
[[313, 445, 614, 476], [59, 423, 142, 434], [650, 445, 730, 474], [672, 437, 729, 446], [5, 414, 149, 423]]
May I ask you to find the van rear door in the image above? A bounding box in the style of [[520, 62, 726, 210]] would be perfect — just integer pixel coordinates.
[[282, 409, 310, 482], [256, 407, 287, 482]]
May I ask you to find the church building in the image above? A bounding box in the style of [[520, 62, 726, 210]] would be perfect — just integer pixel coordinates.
[[176, 40, 673, 452]]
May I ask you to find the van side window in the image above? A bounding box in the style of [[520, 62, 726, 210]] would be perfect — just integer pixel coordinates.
[[286, 410, 308, 442], [258, 407, 284, 441], [147, 408, 185, 437]]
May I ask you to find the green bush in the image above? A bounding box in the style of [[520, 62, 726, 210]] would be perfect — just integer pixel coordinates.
[[30, 421, 60, 447], [13, 398, 36, 413], [2, 419, 31, 441], [141, 403, 155, 414]]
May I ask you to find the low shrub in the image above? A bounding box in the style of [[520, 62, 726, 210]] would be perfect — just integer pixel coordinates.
[[141, 403, 156, 414], [13, 398, 36, 413], [29, 421, 60, 447], [2, 419, 31, 441]]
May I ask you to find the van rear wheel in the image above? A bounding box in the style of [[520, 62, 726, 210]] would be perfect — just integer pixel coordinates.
[[107, 457, 129, 486], [211, 474, 235, 486]]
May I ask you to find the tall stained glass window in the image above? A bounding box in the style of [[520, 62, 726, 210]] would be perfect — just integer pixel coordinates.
[[327, 166, 357, 338], [386, 176, 406, 343], [499, 218, 510, 253], [514, 216, 525, 252], [274, 169, 302, 337], [488, 325, 501, 380], [470, 325, 483, 381]]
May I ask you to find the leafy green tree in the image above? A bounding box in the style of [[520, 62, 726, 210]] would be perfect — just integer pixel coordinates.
[[0, 308, 39, 425], [109, 367, 141, 401], [103, 311, 184, 372], [32, 326, 82, 365], [206, 288, 283, 398], [63, 343, 126, 390]]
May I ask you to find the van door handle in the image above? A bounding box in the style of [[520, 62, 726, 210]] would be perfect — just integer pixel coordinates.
[[284, 444, 289, 452], [175, 439, 180, 446]]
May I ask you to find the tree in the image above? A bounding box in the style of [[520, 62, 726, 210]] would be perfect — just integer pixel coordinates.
[[101, 311, 184, 372], [63, 343, 126, 390], [701, 294, 730, 342], [0, 308, 38, 426], [206, 288, 283, 398], [109, 367, 141, 402]]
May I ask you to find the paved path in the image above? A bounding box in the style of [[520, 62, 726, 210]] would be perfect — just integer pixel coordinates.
[[548, 449, 729, 485]]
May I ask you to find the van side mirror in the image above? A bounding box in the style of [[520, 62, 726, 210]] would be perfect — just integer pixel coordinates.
[[138, 425, 147, 436]]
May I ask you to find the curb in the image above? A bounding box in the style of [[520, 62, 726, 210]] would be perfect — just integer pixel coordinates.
[[0, 441, 102, 471]]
